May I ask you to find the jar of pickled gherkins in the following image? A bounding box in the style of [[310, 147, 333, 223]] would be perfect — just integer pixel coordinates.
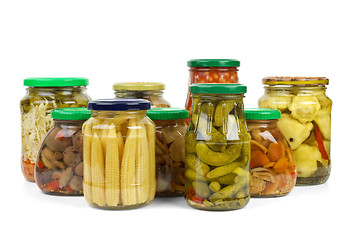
[[258, 77, 332, 185], [185, 84, 250, 211], [245, 108, 296, 197], [185, 59, 240, 113], [83, 99, 156, 209], [147, 108, 189, 197], [21, 78, 91, 182], [113, 82, 171, 108], [35, 108, 91, 195]]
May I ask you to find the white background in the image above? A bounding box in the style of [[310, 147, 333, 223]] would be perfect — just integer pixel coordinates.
[[0, 0, 358, 239]]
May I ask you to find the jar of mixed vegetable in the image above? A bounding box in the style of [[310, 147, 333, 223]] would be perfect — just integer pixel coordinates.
[[185, 84, 250, 211], [259, 77, 332, 185], [245, 108, 296, 197], [21, 78, 91, 182], [185, 59, 240, 114], [35, 108, 91, 195], [83, 99, 156, 209], [147, 108, 189, 197], [113, 82, 171, 108]]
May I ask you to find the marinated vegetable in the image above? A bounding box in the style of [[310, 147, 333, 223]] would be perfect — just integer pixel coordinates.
[[21, 77, 91, 182], [185, 84, 250, 211], [83, 99, 155, 209], [147, 108, 189, 197], [245, 108, 296, 197], [35, 108, 91, 195], [259, 77, 332, 185]]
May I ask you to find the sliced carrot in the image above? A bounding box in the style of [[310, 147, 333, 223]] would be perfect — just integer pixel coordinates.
[[263, 162, 275, 168], [250, 140, 268, 153], [250, 150, 270, 168], [267, 142, 284, 162], [273, 157, 288, 173]]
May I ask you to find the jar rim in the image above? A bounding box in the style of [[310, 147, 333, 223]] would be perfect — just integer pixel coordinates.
[[262, 76, 329, 86], [113, 82, 165, 91]]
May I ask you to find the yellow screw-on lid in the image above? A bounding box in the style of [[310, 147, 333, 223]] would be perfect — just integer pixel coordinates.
[[113, 82, 165, 91], [262, 77, 329, 86]]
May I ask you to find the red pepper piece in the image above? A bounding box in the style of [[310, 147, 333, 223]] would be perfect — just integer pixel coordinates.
[[63, 186, 74, 193], [191, 195, 204, 204], [313, 123, 329, 160], [46, 180, 60, 192], [37, 160, 44, 169], [186, 186, 195, 199]]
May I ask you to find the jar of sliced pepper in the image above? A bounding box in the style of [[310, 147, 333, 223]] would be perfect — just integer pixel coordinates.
[[21, 78, 91, 182], [245, 108, 296, 197], [147, 108, 189, 197], [185, 84, 250, 211], [185, 59, 240, 114], [83, 99, 156, 209], [113, 82, 171, 108], [258, 77, 332, 185], [35, 108, 91, 195]]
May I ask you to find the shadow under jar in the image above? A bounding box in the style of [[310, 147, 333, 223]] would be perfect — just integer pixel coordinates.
[[185, 84, 250, 211], [113, 82, 171, 108], [245, 108, 296, 197], [258, 77, 332, 185], [83, 99, 156, 209], [35, 108, 91, 195], [147, 108, 189, 197], [21, 78, 91, 182], [185, 59, 240, 115]]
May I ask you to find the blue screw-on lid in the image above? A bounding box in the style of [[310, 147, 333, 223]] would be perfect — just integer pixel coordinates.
[[88, 99, 151, 111]]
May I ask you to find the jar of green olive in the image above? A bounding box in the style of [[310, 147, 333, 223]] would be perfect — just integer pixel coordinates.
[[185, 84, 250, 211], [258, 77, 332, 185], [21, 78, 91, 182]]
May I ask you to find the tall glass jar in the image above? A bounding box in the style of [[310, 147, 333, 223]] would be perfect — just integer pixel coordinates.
[[21, 78, 91, 182], [185, 59, 240, 114], [245, 108, 296, 197], [113, 82, 171, 108], [147, 108, 189, 197], [185, 84, 250, 211], [258, 77, 332, 185], [35, 108, 91, 195], [83, 99, 156, 209]]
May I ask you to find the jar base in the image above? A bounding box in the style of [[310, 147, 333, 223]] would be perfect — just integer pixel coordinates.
[[295, 175, 329, 186], [89, 201, 152, 210], [186, 196, 249, 211]]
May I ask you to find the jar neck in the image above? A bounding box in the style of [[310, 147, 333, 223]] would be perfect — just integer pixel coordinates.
[[246, 119, 278, 127], [26, 86, 87, 94], [54, 119, 85, 127], [264, 85, 327, 94], [114, 90, 164, 98], [191, 93, 244, 101], [91, 110, 147, 119], [153, 118, 187, 126]]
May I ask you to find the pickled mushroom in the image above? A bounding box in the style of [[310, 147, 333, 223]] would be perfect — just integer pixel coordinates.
[[63, 146, 82, 167], [289, 95, 321, 123], [45, 127, 73, 152], [169, 135, 185, 162], [277, 113, 313, 150], [162, 124, 187, 144], [72, 131, 83, 154], [196, 141, 242, 166], [68, 176, 83, 191]]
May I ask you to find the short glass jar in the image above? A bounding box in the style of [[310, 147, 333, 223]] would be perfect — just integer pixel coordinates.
[[35, 108, 91, 195], [147, 108, 189, 197], [21, 78, 91, 182], [185, 84, 250, 211], [259, 77, 332, 185], [245, 108, 296, 197], [83, 99, 156, 209], [185, 59, 240, 113], [113, 82, 171, 108]]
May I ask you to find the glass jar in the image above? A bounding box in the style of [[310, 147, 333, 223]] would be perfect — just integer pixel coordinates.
[[113, 82, 171, 108], [258, 77, 332, 185], [146, 108, 189, 197], [185, 59, 240, 113], [245, 108, 296, 197], [21, 78, 91, 182], [83, 99, 156, 209], [35, 108, 91, 195], [185, 84, 250, 211]]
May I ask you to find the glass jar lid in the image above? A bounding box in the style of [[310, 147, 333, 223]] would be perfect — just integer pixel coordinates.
[[51, 107, 91, 121], [189, 83, 247, 94], [187, 59, 240, 67], [113, 82, 165, 91], [147, 108, 189, 120], [24, 77, 89, 87], [262, 76, 329, 86], [245, 108, 281, 120], [88, 99, 151, 111]]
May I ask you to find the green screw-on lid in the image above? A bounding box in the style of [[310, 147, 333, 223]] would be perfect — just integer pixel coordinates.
[[24, 77, 89, 87], [244, 108, 281, 120], [189, 83, 247, 94], [51, 108, 91, 121], [147, 108, 189, 120], [187, 59, 240, 67]]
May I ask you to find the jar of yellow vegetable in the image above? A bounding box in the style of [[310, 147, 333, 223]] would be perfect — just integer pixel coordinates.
[[83, 99, 156, 209], [21, 78, 91, 182], [185, 84, 250, 211], [147, 108, 189, 197], [259, 77, 332, 185]]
